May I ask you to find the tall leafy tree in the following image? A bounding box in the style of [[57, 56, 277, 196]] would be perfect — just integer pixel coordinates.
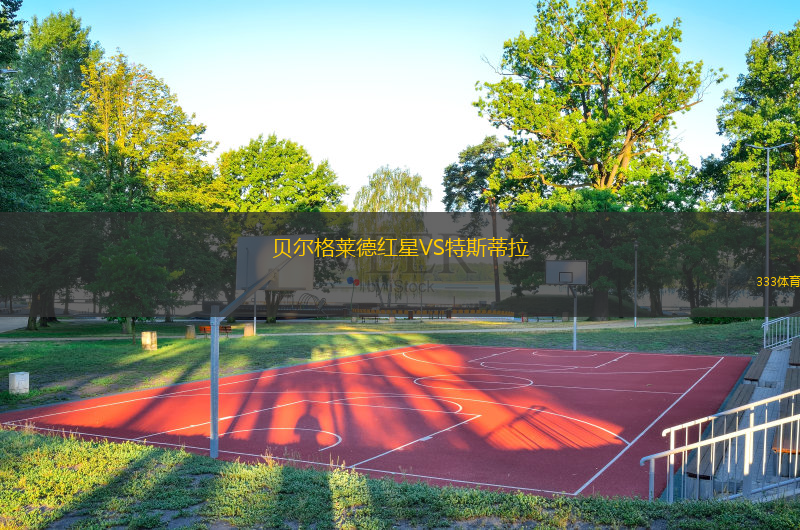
[[217, 134, 346, 212], [11, 10, 100, 211], [443, 136, 507, 302], [90, 216, 183, 342], [0, 0, 41, 211], [67, 53, 216, 211], [475, 0, 719, 211], [352, 168, 431, 307], [17, 10, 100, 135], [709, 23, 800, 309], [353, 166, 431, 212], [713, 22, 800, 212]]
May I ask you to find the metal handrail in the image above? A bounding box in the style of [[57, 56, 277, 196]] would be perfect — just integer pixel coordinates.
[[640, 410, 800, 502], [661, 387, 800, 437], [762, 311, 800, 349]]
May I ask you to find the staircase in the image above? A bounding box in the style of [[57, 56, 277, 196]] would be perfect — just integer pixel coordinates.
[[641, 338, 800, 502]]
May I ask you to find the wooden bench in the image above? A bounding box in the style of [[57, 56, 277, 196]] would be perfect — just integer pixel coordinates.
[[198, 325, 232, 338], [686, 383, 755, 479], [743, 348, 772, 383], [790, 338, 800, 366], [521, 314, 559, 322]]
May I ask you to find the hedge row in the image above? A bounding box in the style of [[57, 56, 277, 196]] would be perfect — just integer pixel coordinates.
[[690, 306, 794, 325]]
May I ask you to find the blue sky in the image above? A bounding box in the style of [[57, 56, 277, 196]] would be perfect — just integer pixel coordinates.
[[17, 0, 800, 209]]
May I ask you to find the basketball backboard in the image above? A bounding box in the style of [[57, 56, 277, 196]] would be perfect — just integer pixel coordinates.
[[235, 235, 315, 291], [545, 260, 588, 285]]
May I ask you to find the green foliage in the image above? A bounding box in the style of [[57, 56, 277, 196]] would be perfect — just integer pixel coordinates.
[[476, 0, 720, 211], [0, 1, 21, 68], [690, 306, 793, 324], [714, 22, 800, 212], [443, 135, 506, 214], [89, 217, 184, 334], [217, 134, 346, 212], [66, 53, 216, 211], [353, 166, 431, 212]]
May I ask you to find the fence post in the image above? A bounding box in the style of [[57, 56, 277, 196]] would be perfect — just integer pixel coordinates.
[[743, 407, 754, 498]]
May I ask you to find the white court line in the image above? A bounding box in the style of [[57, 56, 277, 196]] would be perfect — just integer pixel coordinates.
[[8, 345, 441, 425], [348, 416, 481, 468], [130, 400, 305, 440], [531, 353, 598, 358], [133, 397, 472, 442], [573, 356, 725, 495], [326, 395, 465, 414], [221, 427, 342, 452], [4, 422, 571, 494], [468, 348, 521, 362], [593, 353, 629, 369], [479, 361, 580, 370]]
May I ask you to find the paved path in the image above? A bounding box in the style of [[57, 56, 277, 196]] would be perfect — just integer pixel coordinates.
[[0, 318, 27, 333]]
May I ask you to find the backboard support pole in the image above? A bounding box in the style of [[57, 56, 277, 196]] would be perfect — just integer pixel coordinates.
[[569, 286, 577, 351], [209, 256, 295, 459], [210, 305, 220, 459]]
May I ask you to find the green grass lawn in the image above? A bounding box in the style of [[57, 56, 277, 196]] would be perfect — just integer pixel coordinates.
[[0, 319, 762, 411], [2, 426, 800, 529], [1, 318, 784, 529]]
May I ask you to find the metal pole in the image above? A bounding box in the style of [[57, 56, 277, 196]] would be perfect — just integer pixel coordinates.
[[634, 240, 638, 329], [571, 286, 577, 351], [765, 148, 770, 326], [745, 142, 790, 326], [210, 305, 220, 458]]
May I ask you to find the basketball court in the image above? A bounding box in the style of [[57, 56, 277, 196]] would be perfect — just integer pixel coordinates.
[[0, 343, 749, 498]]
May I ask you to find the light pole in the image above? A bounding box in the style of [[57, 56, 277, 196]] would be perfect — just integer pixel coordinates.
[[634, 240, 638, 328], [745, 142, 791, 325]]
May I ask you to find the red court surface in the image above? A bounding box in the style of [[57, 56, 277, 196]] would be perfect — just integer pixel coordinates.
[[0, 344, 750, 498]]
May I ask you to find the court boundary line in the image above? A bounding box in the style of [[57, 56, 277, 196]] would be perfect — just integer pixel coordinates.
[[7, 345, 441, 425], [572, 356, 725, 495]]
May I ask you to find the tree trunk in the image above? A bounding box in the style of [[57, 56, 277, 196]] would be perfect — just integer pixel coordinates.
[[265, 290, 285, 323], [131, 317, 136, 345], [26, 293, 40, 330], [648, 283, 663, 317], [590, 288, 609, 321], [43, 290, 58, 324], [491, 205, 501, 303], [164, 305, 173, 323], [683, 266, 698, 310], [616, 276, 624, 318]]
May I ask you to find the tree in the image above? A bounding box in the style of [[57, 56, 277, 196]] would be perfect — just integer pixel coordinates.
[[714, 22, 800, 212], [475, 0, 719, 211], [17, 10, 100, 135], [9, 10, 101, 212], [710, 23, 800, 308], [90, 216, 183, 343], [0, 1, 20, 68], [67, 53, 216, 211], [443, 136, 508, 302], [352, 168, 431, 307], [217, 134, 347, 212], [0, 0, 41, 211], [353, 166, 431, 212]]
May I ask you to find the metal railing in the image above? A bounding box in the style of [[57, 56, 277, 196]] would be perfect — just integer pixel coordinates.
[[641, 388, 800, 502], [763, 311, 800, 349]]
